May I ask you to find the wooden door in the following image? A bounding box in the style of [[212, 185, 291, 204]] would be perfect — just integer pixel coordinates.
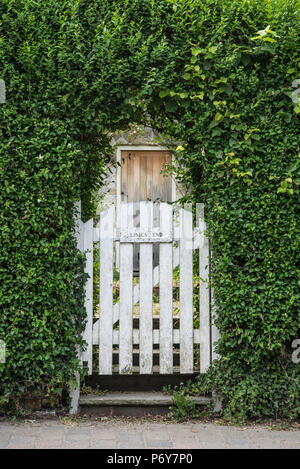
[[121, 150, 172, 203], [121, 150, 172, 271]]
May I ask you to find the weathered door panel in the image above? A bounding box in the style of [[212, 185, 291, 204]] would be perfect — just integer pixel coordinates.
[[121, 150, 172, 271]]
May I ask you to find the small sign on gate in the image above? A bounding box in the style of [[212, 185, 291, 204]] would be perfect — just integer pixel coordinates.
[[119, 229, 173, 243]]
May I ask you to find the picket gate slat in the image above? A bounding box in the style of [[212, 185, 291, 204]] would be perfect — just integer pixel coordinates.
[[119, 203, 133, 374], [139, 201, 153, 374], [159, 203, 173, 374], [99, 207, 114, 375], [82, 218, 93, 374], [179, 206, 194, 374]]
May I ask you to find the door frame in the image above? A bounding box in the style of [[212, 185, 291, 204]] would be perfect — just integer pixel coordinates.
[[116, 145, 177, 231]]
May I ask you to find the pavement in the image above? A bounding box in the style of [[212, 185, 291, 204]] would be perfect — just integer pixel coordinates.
[[0, 417, 300, 449]]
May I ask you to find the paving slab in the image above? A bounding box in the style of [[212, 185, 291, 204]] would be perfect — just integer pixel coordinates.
[[0, 418, 299, 449]]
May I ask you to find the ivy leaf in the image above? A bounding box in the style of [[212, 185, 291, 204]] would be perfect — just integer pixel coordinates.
[[159, 89, 170, 98], [208, 120, 219, 130], [214, 112, 223, 121], [241, 54, 251, 66], [164, 100, 178, 112], [191, 93, 204, 100], [191, 47, 205, 56]]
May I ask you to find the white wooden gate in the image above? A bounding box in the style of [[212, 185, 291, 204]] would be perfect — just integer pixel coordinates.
[[78, 201, 216, 376]]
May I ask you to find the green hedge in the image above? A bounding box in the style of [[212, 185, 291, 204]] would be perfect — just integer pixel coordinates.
[[1, 0, 299, 417]]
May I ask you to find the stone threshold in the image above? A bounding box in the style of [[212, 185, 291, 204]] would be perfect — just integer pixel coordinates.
[[80, 391, 211, 407]]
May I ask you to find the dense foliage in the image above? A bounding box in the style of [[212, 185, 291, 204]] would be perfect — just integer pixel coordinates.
[[1, 0, 299, 417]]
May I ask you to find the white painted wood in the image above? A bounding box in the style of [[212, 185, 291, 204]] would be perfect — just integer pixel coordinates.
[[74, 201, 84, 252], [94, 245, 182, 333], [173, 204, 181, 242], [159, 203, 173, 374], [93, 231, 206, 329], [93, 226, 100, 242], [111, 365, 190, 374], [93, 226, 204, 336], [93, 202, 213, 376], [81, 218, 93, 374], [94, 327, 200, 346], [119, 203, 133, 374], [69, 372, 80, 415], [139, 201, 153, 374], [171, 153, 177, 202], [199, 220, 210, 373], [99, 207, 114, 374], [179, 206, 194, 374], [70, 201, 83, 414]]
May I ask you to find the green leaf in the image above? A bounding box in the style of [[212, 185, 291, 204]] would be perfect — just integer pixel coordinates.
[[164, 100, 178, 112], [214, 112, 223, 121], [159, 89, 170, 98], [191, 47, 205, 56]]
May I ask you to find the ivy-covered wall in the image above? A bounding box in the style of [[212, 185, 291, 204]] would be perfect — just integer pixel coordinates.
[[0, 0, 299, 418]]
